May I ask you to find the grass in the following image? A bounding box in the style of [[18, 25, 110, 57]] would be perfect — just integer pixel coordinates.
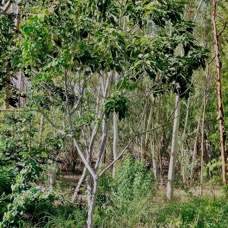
[[92, 179, 227, 228], [151, 195, 227, 228], [2, 154, 227, 228], [20, 188, 227, 228]]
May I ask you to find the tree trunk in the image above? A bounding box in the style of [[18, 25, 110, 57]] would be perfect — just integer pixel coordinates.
[[158, 136, 164, 185], [190, 118, 201, 184], [112, 112, 118, 178], [144, 96, 156, 155], [95, 118, 111, 170], [87, 178, 98, 228], [200, 64, 209, 195], [200, 96, 206, 196], [167, 93, 180, 200], [48, 161, 57, 191], [39, 114, 45, 145], [4, 73, 10, 109], [72, 166, 87, 202], [141, 99, 149, 160], [151, 139, 157, 180], [212, 0, 227, 184], [181, 98, 190, 184]]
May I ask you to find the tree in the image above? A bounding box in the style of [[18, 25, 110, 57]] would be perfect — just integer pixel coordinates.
[[212, 0, 227, 184], [1, 0, 208, 226], [165, 18, 207, 199]]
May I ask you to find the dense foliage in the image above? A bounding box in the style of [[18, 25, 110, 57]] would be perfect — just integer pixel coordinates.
[[0, 0, 227, 227]]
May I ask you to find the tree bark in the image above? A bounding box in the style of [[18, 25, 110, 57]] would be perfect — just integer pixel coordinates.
[[48, 161, 57, 191], [200, 96, 206, 196], [200, 64, 210, 195], [167, 93, 180, 200], [72, 166, 87, 202], [144, 96, 156, 155], [158, 135, 164, 185], [112, 72, 118, 178], [39, 114, 45, 145], [190, 118, 201, 184], [87, 178, 98, 228], [151, 139, 157, 180], [112, 112, 118, 178], [181, 98, 190, 183], [212, 0, 227, 184]]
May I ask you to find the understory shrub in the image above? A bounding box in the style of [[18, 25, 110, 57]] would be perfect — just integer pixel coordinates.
[[0, 166, 14, 219], [93, 155, 227, 227], [94, 154, 155, 227]]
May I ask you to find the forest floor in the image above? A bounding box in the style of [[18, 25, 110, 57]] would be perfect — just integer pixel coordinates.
[[50, 172, 227, 227], [58, 171, 224, 203], [154, 184, 223, 205]]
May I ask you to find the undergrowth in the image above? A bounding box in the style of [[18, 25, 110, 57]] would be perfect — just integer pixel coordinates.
[[1, 153, 227, 228], [94, 154, 155, 227], [151, 196, 228, 228], [92, 155, 228, 227]]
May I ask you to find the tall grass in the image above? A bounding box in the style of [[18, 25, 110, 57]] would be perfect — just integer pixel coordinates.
[[15, 155, 227, 228]]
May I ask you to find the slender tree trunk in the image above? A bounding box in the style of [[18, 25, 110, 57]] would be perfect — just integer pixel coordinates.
[[144, 96, 156, 154], [156, 98, 163, 185], [112, 112, 118, 178], [181, 98, 190, 183], [141, 99, 149, 160], [4, 73, 10, 109], [141, 136, 144, 160], [72, 166, 87, 202], [190, 118, 201, 184], [112, 72, 118, 178], [87, 178, 98, 228], [48, 110, 57, 191], [200, 96, 206, 196], [158, 135, 163, 185], [39, 114, 45, 145], [151, 139, 157, 180], [212, 0, 227, 184], [48, 161, 57, 191], [200, 64, 209, 195], [95, 118, 111, 170], [167, 93, 180, 200]]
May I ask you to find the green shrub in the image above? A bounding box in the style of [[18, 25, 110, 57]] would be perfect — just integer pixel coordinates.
[[0, 166, 16, 220], [115, 154, 155, 200], [1, 187, 56, 227], [94, 155, 227, 227], [0, 168, 11, 196], [0, 149, 53, 227], [94, 154, 155, 227]]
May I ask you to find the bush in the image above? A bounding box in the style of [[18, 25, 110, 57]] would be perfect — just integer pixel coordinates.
[[0, 168, 11, 196], [0, 186, 57, 227], [94, 154, 155, 227], [0, 166, 16, 220], [0, 150, 54, 227], [93, 155, 228, 227]]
